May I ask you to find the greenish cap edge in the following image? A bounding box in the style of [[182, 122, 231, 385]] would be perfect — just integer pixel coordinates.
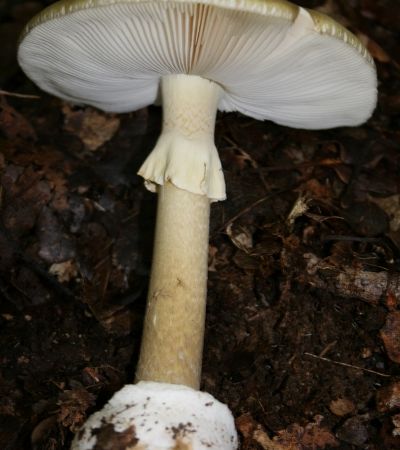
[[19, 0, 374, 66]]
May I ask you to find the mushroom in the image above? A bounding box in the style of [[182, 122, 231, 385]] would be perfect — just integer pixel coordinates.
[[18, 0, 377, 449]]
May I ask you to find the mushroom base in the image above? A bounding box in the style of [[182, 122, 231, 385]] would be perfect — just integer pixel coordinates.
[[71, 381, 238, 450], [138, 74, 225, 201]]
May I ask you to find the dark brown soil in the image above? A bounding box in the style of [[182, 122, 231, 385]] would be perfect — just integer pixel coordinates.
[[1, 1, 399, 449]]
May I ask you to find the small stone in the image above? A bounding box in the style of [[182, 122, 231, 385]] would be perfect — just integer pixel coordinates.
[[336, 416, 368, 447]]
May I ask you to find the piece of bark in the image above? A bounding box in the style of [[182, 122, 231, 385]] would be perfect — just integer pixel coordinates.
[[287, 252, 400, 305]]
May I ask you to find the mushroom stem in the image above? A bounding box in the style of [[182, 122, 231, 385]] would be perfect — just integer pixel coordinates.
[[138, 74, 225, 200], [136, 74, 224, 389], [136, 182, 210, 389]]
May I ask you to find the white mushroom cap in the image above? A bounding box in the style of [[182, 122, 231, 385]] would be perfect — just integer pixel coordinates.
[[71, 381, 238, 450], [18, 0, 377, 130]]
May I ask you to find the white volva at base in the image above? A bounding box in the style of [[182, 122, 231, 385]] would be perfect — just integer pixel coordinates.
[[71, 381, 238, 450]]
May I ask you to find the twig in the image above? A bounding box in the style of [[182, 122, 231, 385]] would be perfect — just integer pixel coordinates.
[[319, 340, 337, 358], [0, 89, 40, 99], [223, 134, 270, 192], [220, 194, 272, 231], [216, 185, 298, 235], [304, 352, 390, 378]]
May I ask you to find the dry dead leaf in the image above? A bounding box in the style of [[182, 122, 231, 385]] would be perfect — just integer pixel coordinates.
[[0, 96, 37, 140], [57, 388, 95, 432], [226, 223, 253, 253], [37, 207, 76, 264], [274, 416, 338, 449], [62, 104, 120, 151], [376, 382, 400, 413], [287, 196, 309, 226], [300, 422, 339, 449], [380, 312, 400, 363], [370, 195, 400, 232], [386, 292, 399, 312], [3, 178, 52, 234], [336, 416, 369, 447], [329, 398, 356, 417], [31, 416, 57, 446], [254, 428, 287, 450], [208, 245, 218, 272], [302, 178, 334, 200], [236, 413, 257, 439], [392, 414, 400, 437], [49, 260, 78, 283], [236, 414, 286, 450], [358, 32, 392, 63]]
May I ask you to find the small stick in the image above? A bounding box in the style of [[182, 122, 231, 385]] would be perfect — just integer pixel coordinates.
[[0, 89, 40, 99], [216, 186, 297, 234], [304, 352, 390, 378]]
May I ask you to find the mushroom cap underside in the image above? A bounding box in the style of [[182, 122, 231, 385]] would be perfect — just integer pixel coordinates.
[[18, 0, 377, 129]]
